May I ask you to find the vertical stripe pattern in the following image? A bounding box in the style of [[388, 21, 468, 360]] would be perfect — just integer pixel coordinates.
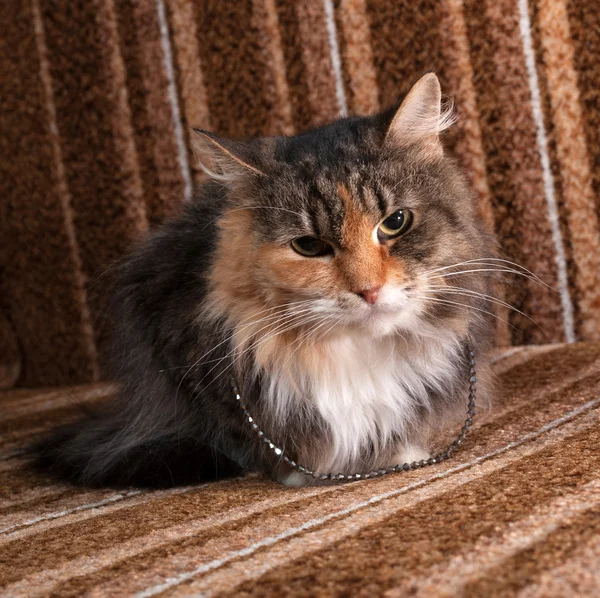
[[439, 0, 510, 347], [333, 0, 379, 116], [164, 0, 211, 183], [517, 0, 576, 343], [534, 0, 600, 341], [154, 0, 193, 204], [464, 0, 564, 344], [3, 0, 600, 386], [0, 0, 100, 385], [323, 0, 348, 117]]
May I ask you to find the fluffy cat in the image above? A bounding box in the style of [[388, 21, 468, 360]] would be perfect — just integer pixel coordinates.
[[37, 73, 497, 488]]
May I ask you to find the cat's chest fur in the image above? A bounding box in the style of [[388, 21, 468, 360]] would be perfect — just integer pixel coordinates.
[[261, 330, 461, 472]]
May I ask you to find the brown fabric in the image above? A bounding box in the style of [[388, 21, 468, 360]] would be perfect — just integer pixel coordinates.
[[114, 0, 187, 225], [527, 0, 581, 337], [1, 343, 600, 595], [274, 0, 321, 132], [334, 0, 379, 116], [3, 2, 600, 384], [568, 1, 600, 220], [463, 0, 563, 346], [37, 0, 149, 361], [0, 310, 21, 390], [0, 0, 99, 387], [185, 1, 281, 139], [535, 0, 600, 340]]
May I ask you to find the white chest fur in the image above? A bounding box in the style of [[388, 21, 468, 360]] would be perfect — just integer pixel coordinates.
[[262, 330, 462, 473]]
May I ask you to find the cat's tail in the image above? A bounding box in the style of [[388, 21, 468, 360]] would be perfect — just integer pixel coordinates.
[[33, 409, 243, 488]]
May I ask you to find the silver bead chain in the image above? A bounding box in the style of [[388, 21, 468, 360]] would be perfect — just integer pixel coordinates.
[[231, 342, 477, 482]]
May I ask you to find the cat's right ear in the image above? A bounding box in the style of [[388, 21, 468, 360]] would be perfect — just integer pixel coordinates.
[[191, 129, 266, 182], [384, 72, 455, 161]]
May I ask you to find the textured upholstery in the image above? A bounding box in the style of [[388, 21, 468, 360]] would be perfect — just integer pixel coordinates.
[[2, 3, 600, 594], [1, 0, 600, 386], [1, 343, 600, 595]]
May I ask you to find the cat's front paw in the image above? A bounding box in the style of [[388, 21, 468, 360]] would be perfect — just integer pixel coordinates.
[[275, 470, 313, 487], [390, 443, 430, 467]]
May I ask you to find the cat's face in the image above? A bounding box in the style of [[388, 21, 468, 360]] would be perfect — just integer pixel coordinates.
[[202, 74, 493, 341]]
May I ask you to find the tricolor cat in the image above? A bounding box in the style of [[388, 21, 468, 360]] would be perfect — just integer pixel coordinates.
[[38, 73, 498, 487]]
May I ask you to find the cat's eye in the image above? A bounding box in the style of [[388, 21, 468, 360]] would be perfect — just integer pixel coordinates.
[[377, 209, 413, 240], [291, 236, 333, 257]]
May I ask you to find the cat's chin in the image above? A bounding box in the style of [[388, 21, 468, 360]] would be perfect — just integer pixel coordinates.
[[348, 305, 418, 338], [360, 317, 401, 338]]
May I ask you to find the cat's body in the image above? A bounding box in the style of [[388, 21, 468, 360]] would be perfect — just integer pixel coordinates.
[[38, 74, 496, 487]]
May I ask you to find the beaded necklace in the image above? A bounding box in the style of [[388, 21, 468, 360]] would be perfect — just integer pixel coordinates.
[[231, 343, 477, 482]]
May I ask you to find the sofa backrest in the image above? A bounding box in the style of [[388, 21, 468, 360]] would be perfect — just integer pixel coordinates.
[[2, 0, 599, 387]]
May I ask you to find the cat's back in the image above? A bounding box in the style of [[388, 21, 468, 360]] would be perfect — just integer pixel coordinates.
[[114, 181, 226, 300], [107, 181, 228, 377]]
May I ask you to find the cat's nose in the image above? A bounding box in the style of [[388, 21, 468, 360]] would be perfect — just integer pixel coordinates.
[[357, 285, 381, 305]]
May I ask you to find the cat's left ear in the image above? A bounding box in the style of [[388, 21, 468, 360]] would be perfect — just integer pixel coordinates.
[[384, 72, 455, 160], [191, 129, 266, 182]]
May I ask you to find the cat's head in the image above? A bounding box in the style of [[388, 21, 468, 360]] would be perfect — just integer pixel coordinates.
[[197, 73, 494, 343]]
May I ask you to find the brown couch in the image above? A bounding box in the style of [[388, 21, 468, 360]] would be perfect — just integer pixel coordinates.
[[2, 0, 599, 595]]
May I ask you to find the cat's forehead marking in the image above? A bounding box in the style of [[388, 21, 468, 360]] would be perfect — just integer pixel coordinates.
[[337, 183, 374, 249]]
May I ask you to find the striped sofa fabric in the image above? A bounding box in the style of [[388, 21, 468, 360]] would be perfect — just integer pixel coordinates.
[[1, 1, 600, 595], [2, 343, 600, 595]]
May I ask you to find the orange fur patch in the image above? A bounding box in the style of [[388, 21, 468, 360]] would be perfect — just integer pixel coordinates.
[[337, 184, 390, 293], [208, 196, 411, 372], [209, 209, 333, 375]]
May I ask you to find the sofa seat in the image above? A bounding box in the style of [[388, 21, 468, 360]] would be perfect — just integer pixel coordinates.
[[1, 342, 600, 596]]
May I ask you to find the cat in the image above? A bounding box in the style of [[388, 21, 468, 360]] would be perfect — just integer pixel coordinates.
[[37, 72, 497, 488]]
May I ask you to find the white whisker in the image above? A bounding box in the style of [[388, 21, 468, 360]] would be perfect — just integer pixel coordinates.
[[423, 257, 554, 289], [421, 258, 557, 293], [409, 294, 520, 331], [423, 267, 553, 289], [421, 285, 542, 328], [174, 305, 320, 399], [278, 314, 341, 373], [199, 307, 320, 366], [162, 300, 318, 373], [196, 312, 327, 388]]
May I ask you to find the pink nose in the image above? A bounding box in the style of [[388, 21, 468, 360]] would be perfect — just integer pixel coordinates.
[[358, 286, 381, 305]]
